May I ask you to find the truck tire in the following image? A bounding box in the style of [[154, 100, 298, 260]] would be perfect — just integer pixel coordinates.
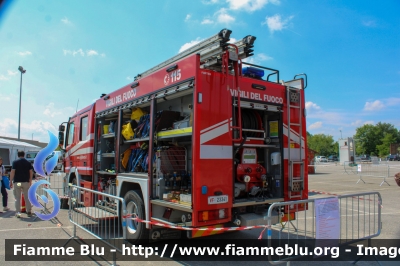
[[124, 190, 148, 243]]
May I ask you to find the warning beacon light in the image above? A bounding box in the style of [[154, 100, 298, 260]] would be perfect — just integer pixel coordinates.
[[242, 67, 264, 79]]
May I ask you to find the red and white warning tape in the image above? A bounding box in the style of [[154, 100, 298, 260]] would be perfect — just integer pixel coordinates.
[[123, 214, 270, 239]]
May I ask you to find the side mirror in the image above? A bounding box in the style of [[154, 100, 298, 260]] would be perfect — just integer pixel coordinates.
[[58, 131, 65, 145], [59, 125, 65, 131]]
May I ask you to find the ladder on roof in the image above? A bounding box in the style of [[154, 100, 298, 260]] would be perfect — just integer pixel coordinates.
[[285, 78, 306, 199], [134, 29, 256, 80]]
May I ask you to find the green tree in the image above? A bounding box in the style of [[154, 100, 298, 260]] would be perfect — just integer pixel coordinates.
[[307, 133, 336, 156], [354, 124, 376, 155], [377, 133, 397, 157], [333, 141, 339, 155], [354, 122, 400, 156]]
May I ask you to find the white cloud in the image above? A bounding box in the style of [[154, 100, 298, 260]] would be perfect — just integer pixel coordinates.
[[126, 76, 133, 81], [0, 95, 74, 142], [61, 17, 72, 25], [178, 38, 203, 53], [242, 57, 256, 64], [351, 120, 364, 127], [361, 97, 400, 111], [351, 120, 375, 127], [185, 14, 191, 22], [0, 118, 57, 142], [262, 14, 293, 33], [216, 8, 235, 24], [309, 121, 322, 130], [73, 49, 84, 56], [63, 49, 105, 57], [0, 70, 19, 81], [7, 70, 18, 76], [18, 51, 32, 56], [43, 103, 63, 118], [306, 101, 321, 111], [386, 97, 400, 106], [202, 0, 219, 4], [22, 120, 58, 135], [63, 49, 84, 56], [364, 100, 384, 111], [0, 118, 17, 135], [0, 75, 9, 81], [257, 53, 273, 61], [242, 53, 272, 65], [227, 0, 277, 12], [201, 19, 214, 24], [0, 93, 11, 101], [87, 50, 99, 56], [305, 102, 345, 126]]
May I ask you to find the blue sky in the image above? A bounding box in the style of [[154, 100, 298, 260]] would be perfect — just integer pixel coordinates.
[[0, 0, 399, 143]]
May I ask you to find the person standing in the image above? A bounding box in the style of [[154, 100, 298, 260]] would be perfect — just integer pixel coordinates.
[[0, 157, 10, 211], [9, 151, 33, 218]]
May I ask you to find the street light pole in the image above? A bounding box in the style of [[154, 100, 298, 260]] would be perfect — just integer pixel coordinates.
[[18, 66, 26, 141], [340, 130, 342, 139]]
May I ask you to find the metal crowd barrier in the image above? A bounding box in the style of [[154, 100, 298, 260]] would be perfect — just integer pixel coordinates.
[[47, 172, 66, 196], [356, 163, 390, 186], [32, 174, 63, 224], [33, 172, 65, 197], [342, 161, 358, 174], [266, 191, 382, 264], [64, 183, 127, 266]]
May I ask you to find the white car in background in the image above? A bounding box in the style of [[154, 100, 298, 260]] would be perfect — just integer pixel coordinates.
[[25, 151, 38, 164], [46, 151, 64, 172], [26, 150, 64, 176], [315, 156, 328, 163]]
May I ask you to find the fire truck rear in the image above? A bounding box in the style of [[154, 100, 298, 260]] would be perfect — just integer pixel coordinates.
[[59, 28, 308, 243]]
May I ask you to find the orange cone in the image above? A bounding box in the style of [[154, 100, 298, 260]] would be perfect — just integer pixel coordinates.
[[21, 194, 26, 213]]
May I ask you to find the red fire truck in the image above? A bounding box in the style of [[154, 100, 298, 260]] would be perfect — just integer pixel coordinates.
[[58, 28, 308, 243]]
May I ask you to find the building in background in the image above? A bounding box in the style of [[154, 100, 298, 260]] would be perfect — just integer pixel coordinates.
[[339, 137, 355, 165], [390, 143, 400, 155], [307, 148, 317, 174], [0, 136, 47, 148], [0, 138, 42, 171]]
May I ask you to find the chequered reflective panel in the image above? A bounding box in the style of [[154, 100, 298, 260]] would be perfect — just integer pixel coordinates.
[[291, 181, 303, 191], [290, 91, 299, 103]]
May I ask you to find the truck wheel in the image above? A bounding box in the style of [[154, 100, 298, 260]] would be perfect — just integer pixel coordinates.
[[124, 190, 148, 243]]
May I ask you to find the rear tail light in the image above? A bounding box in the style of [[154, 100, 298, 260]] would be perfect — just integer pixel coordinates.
[[198, 209, 228, 222]]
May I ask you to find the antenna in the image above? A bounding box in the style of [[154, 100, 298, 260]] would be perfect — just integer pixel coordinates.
[[76, 99, 79, 113]]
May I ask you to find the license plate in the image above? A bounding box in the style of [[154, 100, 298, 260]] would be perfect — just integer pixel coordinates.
[[208, 195, 228, 204]]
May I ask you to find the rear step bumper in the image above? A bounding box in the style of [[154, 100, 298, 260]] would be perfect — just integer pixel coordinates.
[[237, 210, 280, 226]]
